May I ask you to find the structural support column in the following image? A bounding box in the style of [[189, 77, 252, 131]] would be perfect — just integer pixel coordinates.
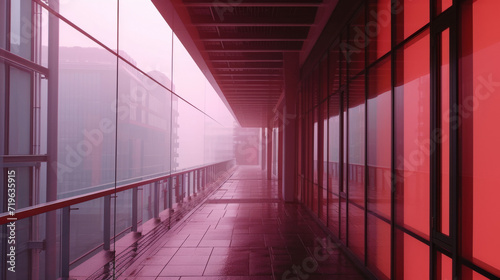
[[261, 127, 266, 170], [46, 1, 59, 279], [282, 52, 299, 202], [267, 124, 273, 180]]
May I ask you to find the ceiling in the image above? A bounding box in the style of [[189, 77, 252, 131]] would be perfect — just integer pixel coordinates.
[[153, 0, 339, 127]]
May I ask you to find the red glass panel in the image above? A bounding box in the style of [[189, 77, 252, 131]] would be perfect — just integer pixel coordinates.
[[340, 32, 348, 87], [340, 196, 347, 243], [328, 190, 340, 235], [313, 67, 320, 107], [348, 75, 365, 260], [348, 75, 365, 205], [438, 0, 453, 14], [342, 91, 348, 194], [395, 231, 430, 280], [329, 94, 341, 194], [348, 205, 365, 260], [348, 8, 366, 77], [367, 214, 391, 280], [367, 57, 392, 219], [320, 188, 328, 224], [313, 183, 319, 216], [322, 103, 328, 189], [368, 0, 392, 62], [328, 94, 341, 235], [314, 108, 319, 185], [394, 30, 430, 237], [397, 0, 430, 41], [320, 56, 328, 101], [329, 45, 340, 93], [461, 0, 500, 275], [437, 252, 452, 280]]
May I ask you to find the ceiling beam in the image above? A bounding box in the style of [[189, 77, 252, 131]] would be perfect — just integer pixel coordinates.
[[199, 37, 305, 42], [210, 59, 283, 62], [218, 80, 283, 84], [204, 42, 303, 51], [184, 2, 322, 8], [192, 22, 315, 27], [204, 49, 300, 52], [214, 67, 283, 71], [216, 77, 283, 81], [215, 73, 282, 77], [212, 62, 283, 68]]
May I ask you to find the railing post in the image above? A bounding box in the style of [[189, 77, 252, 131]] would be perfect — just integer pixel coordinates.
[[178, 175, 183, 203], [103, 195, 111, 250], [186, 172, 190, 199], [204, 168, 206, 188], [174, 176, 178, 203], [154, 181, 160, 220], [163, 180, 167, 210], [132, 187, 138, 232], [196, 170, 200, 193], [210, 167, 213, 183], [61, 206, 70, 279], [167, 177, 173, 210]]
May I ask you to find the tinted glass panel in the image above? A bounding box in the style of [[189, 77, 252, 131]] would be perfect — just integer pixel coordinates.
[[395, 30, 430, 238], [461, 0, 500, 275], [367, 57, 391, 219], [368, 0, 391, 62], [397, 0, 429, 41], [367, 214, 391, 280], [9, 67, 31, 155], [395, 231, 430, 280], [348, 75, 365, 260]]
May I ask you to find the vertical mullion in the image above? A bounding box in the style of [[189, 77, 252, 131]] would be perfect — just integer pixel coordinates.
[[364, 0, 369, 267], [326, 51, 330, 228], [449, 6, 460, 280], [390, 0, 397, 278], [337, 45, 342, 239], [345, 24, 350, 249], [431, 10, 458, 280], [430, 24, 439, 280]]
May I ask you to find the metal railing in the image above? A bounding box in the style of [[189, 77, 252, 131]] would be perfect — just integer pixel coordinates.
[[0, 159, 235, 280]]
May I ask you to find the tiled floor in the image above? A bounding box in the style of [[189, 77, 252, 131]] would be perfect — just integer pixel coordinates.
[[123, 166, 368, 280]]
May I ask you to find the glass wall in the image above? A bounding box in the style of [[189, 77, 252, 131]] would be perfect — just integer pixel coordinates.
[[297, 0, 500, 279], [0, 1, 235, 279], [461, 0, 500, 278]]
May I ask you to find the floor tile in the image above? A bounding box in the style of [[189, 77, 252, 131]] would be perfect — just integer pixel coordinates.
[[126, 167, 368, 280]]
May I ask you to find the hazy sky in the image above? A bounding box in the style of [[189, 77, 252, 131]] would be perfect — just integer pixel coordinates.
[[47, 0, 235, 128], [47, 0, 236, 169]]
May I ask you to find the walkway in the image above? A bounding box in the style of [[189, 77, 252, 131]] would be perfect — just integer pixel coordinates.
[[123, 166, 368, 280]]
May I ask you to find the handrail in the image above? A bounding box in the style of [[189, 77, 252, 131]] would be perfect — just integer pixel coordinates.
[[57, 160, 233, 198], [0, 159, 234, 225]]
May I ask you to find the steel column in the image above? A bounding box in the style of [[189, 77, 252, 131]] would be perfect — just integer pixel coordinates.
[[46, 0, 60, 278]]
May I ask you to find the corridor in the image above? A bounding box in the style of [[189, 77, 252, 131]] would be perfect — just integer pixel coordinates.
[[122, 166, 368, 280]]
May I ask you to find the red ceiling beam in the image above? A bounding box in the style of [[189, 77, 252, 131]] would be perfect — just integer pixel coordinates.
[[199, 38, 305, 42], [184, 2, 322, 8], [192, 22, 314, 27]]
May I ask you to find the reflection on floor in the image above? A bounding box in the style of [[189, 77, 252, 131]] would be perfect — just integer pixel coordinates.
[[123, 166, 368, 280]]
